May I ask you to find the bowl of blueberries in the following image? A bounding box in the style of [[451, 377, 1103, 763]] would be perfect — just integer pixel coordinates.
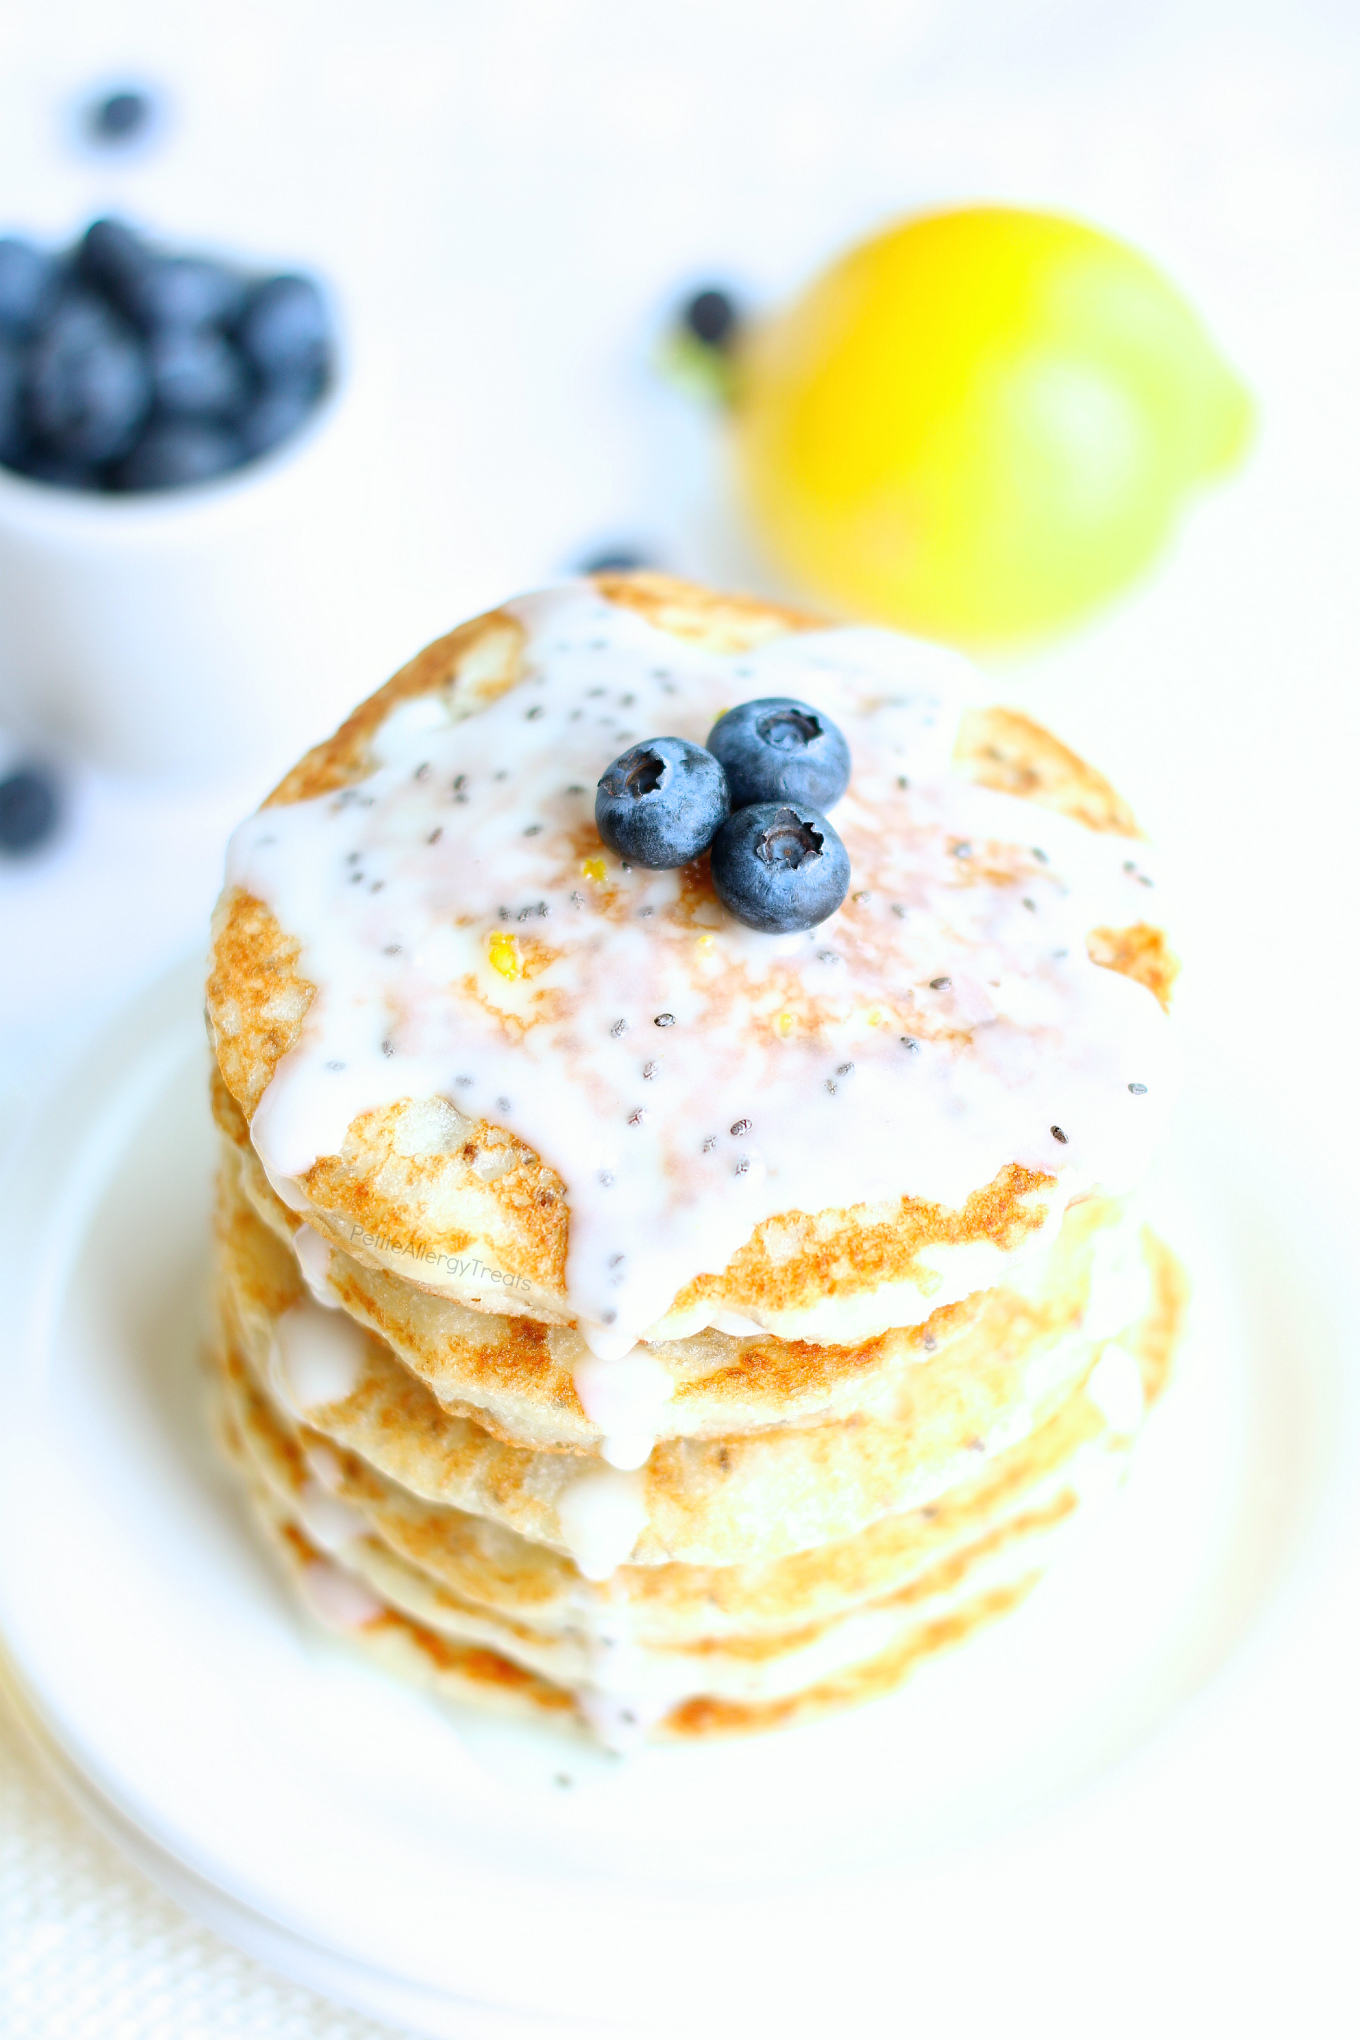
[[0, 216, 388, 778]]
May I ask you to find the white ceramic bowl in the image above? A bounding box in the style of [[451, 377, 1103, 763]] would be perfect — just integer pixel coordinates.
[[0, 332, 394, 781]]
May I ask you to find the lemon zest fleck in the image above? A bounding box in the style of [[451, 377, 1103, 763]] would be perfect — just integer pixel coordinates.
[[581, 857, 606, 882], [776, 1012, 794, 1037], [488, 931, 521, 980]]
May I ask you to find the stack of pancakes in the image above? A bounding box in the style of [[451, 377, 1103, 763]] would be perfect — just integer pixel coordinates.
[[206, 572, 1185, 1744]]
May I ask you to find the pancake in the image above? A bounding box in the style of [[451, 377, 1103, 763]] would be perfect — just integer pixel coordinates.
[[213, 1230, 1179, 1738], [213, 1224, 1181, 1650], [202, 569, 1187, 1744], [206, 572, 1178, 1397], [215, 1096, 1140, 1452], [215, 1162, 1170, 1567]]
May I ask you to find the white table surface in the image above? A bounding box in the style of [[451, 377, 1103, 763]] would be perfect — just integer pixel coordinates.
[[1, 1, 1358, 2034]]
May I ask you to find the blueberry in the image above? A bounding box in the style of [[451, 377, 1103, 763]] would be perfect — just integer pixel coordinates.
[[149, 325, 247, 416], [7, 446, 99, 489], [111, 420, 241, 491], [683, 288, 740, 350], [0, 238, 58, 336], [128, 256, 245, 333], [578, 545, 653, 573], [26, 293, 150, 463], [0, 766, 60, 854], [595, 737, 730, 868], [238, 379, 318, 458], [709, 802, 850, 933], [236, 274, 330, 384], [76, 217, 154, 307], [0, 337, 23, 461], [706, 696, 851, 811], [87, 89, 155, 144]]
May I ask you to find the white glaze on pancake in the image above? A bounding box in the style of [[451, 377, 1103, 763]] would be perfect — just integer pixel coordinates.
[[228, 584, 1177, 1371], [270, 1297, 368, 1414]]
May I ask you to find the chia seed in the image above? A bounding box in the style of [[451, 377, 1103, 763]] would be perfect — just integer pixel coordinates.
[[523, 824, 541, 836], [1033, 847, 1048, 863], [611, 1019, 627, 1038], [654, 1013, 675, 1027], [428, 828, 443, 845], [414, 762, 430, 780], [324, 1060, 345, 1072], [628, 1109, 648, 1126], [381, 1039, 394, 1057], [901, 1037, 919, 1052], [496, 1096, 511, 1111], [1128, 1082, 1148, 1094], [643, 1062, 659, 1079], [525, 706, 544, 720], [702, 1137, 717, 1153], [735, 1157, 749, 1175], [731, 1119, 751, 1136], [598, 1171, 615, 1186], [1051, 1124, 1068, 1143], [929, 976, 951, 991], [891, 903, 907, 919], [837, 1062, 854, 1076]]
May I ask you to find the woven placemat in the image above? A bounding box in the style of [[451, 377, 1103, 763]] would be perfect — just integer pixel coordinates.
[[0, 1687, 410, 2040]]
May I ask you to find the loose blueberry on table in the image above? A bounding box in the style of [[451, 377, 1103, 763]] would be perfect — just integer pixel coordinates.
[[681, 287, 741, 351], [85, 89, 156, 146], [0, 765, 59, 855], [0, 217, 334, 492], [594, 698, 853, 930]]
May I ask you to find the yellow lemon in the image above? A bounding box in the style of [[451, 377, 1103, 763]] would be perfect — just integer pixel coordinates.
[[732, 207, 1253, 649]]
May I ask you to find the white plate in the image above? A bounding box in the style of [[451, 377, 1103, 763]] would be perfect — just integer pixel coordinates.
[[0, 956, 1353, 2038]]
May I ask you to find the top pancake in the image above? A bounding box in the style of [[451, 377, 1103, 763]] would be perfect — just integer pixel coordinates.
[[207, 572, 1177, 1353]]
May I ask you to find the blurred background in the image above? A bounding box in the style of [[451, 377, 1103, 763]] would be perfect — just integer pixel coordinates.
[[0, 0, 1357, 2031], [1, 0, 1358, 1123]]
